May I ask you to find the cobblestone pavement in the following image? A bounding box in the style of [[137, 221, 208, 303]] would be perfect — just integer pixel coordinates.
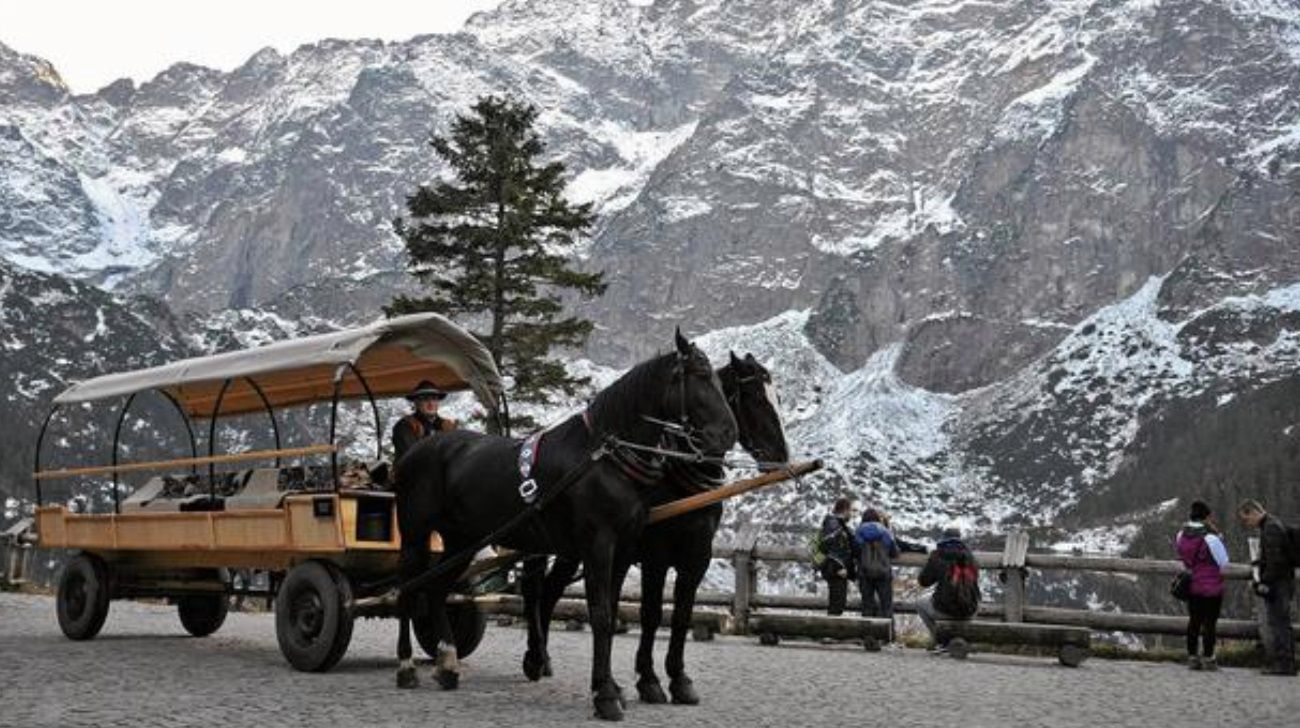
[[2, 592, 1297, 727]]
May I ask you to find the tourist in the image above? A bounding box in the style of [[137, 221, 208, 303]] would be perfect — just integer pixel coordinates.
[[1176, 500, 1229, 671], [1237, 499, 1296, 676], [819, 497, 857, 616], [917, 526, 980, 651]]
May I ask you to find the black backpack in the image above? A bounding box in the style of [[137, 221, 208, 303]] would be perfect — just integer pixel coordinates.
[[860, 539, 892, 580], [1287, 523, 1300, 568]]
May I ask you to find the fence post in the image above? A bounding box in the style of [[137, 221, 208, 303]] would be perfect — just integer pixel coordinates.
[[1001, 529, 1029, 623], [731, 530, 760, 635], [2, 520, 31, 588]]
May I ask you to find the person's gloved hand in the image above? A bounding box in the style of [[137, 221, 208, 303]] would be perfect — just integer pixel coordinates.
[[1254, 581, 1272, 598], [836, 568, 847, 579]]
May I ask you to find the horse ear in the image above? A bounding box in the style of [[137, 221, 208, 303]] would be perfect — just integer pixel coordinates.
[[745, 352, 758, 365], [729, 350, 742, 367], [675, 327, 691, 355]]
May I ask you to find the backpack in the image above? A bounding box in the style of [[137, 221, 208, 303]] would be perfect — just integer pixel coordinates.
[[1287, 524, 1300, 568], [807, 530, 827, 570], [860, 539, 892, 580], [947, 561, 980, 618]]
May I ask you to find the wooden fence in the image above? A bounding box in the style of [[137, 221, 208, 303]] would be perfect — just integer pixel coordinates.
[[478, 531, 1300, 642]]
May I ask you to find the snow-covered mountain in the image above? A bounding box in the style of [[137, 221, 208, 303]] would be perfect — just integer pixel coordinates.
[[3, 0, 1300, 561]]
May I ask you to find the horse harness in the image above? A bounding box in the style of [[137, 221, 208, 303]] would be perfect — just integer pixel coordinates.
[[394, 349, 724, 596]]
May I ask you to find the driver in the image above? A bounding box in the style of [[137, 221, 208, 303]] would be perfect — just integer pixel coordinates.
[[392, 380, 457, 460]]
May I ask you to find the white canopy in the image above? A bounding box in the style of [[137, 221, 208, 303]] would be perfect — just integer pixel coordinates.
[[53, 313, 503, 418]]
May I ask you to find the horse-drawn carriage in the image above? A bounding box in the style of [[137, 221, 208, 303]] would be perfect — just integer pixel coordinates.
[[30, 314, 816, 720], [31, 313, 505, 670]]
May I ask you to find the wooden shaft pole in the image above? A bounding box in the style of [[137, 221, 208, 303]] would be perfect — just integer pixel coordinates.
[[32, 444, 339, 481], [647, 459, 822, 524]]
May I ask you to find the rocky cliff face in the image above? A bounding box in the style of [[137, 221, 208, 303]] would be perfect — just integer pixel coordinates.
[[2, 0, 1299, 553]]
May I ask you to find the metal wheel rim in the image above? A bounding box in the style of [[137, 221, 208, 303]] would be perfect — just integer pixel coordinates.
[[290, 589, 326, 642], [65, 573, 89, 620]]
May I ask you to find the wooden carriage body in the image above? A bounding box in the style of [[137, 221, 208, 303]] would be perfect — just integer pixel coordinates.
[[30, 313, 502, 670]]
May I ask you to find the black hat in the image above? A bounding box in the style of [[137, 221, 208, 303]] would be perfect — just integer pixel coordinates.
[[406, 380, 448, 401]]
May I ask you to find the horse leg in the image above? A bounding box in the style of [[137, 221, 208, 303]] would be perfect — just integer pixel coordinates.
[[584, 530, 623, 721], [427, 582, 460, 690], [609, 555, 634, 708], [538, 556, 580, 677], [635, 558, 669, 705], [395, 537, 428, 689], [665, 556, 708, 705], [521, 555, 549, 681]]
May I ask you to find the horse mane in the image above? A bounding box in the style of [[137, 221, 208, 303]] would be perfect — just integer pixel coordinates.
[[586, 351, 677, 438]]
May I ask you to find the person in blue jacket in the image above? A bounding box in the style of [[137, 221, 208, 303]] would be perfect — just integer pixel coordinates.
[[854, 509, 901, 619]]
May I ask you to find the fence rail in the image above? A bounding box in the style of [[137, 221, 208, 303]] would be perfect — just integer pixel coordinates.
[[482, 532, 1299, 643]]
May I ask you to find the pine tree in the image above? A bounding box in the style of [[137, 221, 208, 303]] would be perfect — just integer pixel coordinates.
[[387, 95, 606, 432]]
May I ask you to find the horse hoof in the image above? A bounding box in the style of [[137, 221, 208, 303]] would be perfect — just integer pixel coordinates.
[[593, 695, 625, 721], [396, 667, 419, 689], [522, 652, 544, 682], [637, 677, 668, 704], [542, 658, 553, 677], [594, 683, 625, 721], [434, 668, 460, 691], [670, 676, 699, 705]]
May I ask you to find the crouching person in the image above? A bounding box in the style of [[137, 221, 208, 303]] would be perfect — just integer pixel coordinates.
[[917, 527, 980, 651]]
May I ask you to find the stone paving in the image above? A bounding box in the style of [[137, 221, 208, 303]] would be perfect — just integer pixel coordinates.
[[2, 592, 1297, 727]]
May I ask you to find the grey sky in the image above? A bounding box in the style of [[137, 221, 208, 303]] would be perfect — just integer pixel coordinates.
[[2, 0, 503, 92]]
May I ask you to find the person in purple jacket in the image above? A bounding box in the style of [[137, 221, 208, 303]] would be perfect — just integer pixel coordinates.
[[1176, 500, 1230, 671]]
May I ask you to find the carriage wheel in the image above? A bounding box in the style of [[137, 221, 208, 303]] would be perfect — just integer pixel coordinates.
[[414, 601, 487, 660], [177, 568, 229, 637], [275, 561, 354, 672], [57, 553, 112, 641], [179, 594, 229, 637]]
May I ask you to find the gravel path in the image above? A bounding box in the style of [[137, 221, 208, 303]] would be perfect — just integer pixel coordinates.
[[2, 592, 1296, 727]]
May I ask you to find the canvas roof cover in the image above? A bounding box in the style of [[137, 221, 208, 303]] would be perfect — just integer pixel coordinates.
[[52, 313, 503, 418]]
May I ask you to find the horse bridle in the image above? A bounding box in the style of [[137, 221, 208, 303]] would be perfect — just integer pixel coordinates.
[[640, 347, 717, 461]]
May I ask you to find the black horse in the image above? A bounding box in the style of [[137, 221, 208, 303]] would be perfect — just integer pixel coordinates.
[[520, 352, 789, 705], [392, 331, 737, 721]]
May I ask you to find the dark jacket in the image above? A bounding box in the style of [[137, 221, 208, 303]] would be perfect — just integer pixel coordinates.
[[1258, 514, 1295, 586], [392, 412, 455, 460], [919, 537, 980, 618], [820, 514, 856, 578]]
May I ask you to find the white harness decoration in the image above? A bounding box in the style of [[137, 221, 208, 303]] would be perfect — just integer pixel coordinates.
[[517, 431, 543, 504]]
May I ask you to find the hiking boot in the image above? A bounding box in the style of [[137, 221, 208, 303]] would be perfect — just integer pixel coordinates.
[[1200, 657, 1218, 672], [1188, 655, 1203, 671]]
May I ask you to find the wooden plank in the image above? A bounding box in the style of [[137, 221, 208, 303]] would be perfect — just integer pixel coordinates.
[[35, 507, 67, 548], [934, 619, 1091, 647], [459, 593, 732, 633], [647, 459, 823, 523], [111, 512, 216, 550], [212, 511, 289, 550], [711, 544, 1289, 581], [1022, 606, 1300, 640], [749, 612, 893, 641], [284, 496, 345, 550], [33, 444, 338, 481]]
